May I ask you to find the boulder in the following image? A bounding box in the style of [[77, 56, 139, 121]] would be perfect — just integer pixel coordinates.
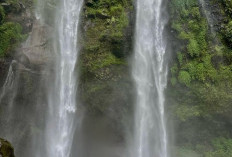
[[0, 139, 14, 157]]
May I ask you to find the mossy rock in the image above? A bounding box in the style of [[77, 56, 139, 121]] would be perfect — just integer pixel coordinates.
[[0, 139, 15, 157], [80, 0, 134, 115]]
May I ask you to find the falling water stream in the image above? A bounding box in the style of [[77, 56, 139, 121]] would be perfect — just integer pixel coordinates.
[[199, 0, 216, 36], [0, 0, 171, 156], [45, 0, 83, 157], [132, 0, 169, 157]]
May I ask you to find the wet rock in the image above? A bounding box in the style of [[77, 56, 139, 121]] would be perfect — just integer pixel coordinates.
[[0, 139, 15, 157], [19, 20, 53, 68]]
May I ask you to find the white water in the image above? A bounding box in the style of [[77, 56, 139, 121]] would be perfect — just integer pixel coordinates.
[[45, 0, 83, 157], [131, 0, 169, 157], [0, 61, 15, 101], [199, 0, 216, 36], [0, 61, 17, 114]]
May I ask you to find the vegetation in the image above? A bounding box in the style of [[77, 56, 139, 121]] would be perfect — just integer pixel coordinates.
[[0, 1, 27, 57], [0, 22, 25, 57], [169, 0, 232, 155], [0, 138, 15, 157], [80, 0, 133, 114], [0, 0, 231, 155]]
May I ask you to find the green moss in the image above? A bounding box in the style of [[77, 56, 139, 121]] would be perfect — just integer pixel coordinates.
[[175, 147, 201, 157], [0, 22, 25, 57], [187, 39, 200, 57], [176, 104, 200, 121], [170, 0, 198, 13], [171, 77, 177, 86], [191, 7, 201, 19], [81, 0, 132, 74], [205, 138, 232, 157], [178, 70, 191, 86], [177, 52, 184, 65], [171, 63, 178, 75], [83, 52, 125, 72], [168, 0, 232, 154], [222, 20, 232, 47], [0, 6, 5, 24], [80, 0, 133, 116], [0, 139, 15, 157], [222, 0, 232, 15], [0, 0, 30, 58]]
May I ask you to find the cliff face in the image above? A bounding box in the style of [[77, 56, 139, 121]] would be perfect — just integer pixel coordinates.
[[0, 0, 232, 156], [0, 1, 52, 156], [0, 0, 32, 85], [80, 0, 134, 112], [79, 0, 134, 136], [1, 0, 135, 155], [169, 0, 232, 156], [77, 1, 135, 155]]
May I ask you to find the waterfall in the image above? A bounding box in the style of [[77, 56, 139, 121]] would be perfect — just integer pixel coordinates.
[[45, 0, 83, 157], [0, 61, 16, 106], [131, 0, 169, 157], [199, 0, 216, 36]]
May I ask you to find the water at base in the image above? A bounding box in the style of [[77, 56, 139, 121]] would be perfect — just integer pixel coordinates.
[[131, 0, 169, 157], [45, 0, 83, 157]]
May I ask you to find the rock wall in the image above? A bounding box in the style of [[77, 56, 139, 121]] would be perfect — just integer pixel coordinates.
[[77, 0, 135, 156]]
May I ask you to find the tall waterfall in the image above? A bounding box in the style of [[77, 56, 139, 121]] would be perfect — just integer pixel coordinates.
[[131, 0, 169, 157], [45, 0, 83, 157]]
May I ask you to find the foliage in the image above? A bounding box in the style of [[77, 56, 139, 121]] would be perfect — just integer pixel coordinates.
[[80, 0, 133, 115], [176, 104, 200, 121], [0, 6, 5, 24], [187, 39, 200, 57], [0, 0, 28, 57], [222, 0, 232, 15], [178, 70, 191, 86], [222, 21, 232, 47], [82, 52, 125, 72], [175, 147, 201, 157], [0, 22, 24, 57], [205, 138, 232, 157], [82, 0, 132, 75], [170, 0, 232, 113], [169, 0, 232, 152]]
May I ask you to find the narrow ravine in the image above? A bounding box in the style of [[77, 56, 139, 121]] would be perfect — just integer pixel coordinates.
[[131, 0, 169, 157]]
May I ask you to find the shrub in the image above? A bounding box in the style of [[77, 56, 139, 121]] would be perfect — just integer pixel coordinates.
[[222, 0, 232, 15], [171, 63, 178, 75], [190, 7, 201, 19], [171, 77, 177, 86], [187, 39, 200, 57], [178, 70, 191, 86], [177, 52, 184, 65], [205, 138, 232, 157], [222, 21, 232, 47], [0, 22, 24, 57], [0, 6, 5, 24], [175, 147, 201, 157]]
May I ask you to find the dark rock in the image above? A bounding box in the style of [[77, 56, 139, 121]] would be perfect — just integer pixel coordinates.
[[0, 139, 15, 157], [95, 12, 110, 19], [86, 0, 94, 7]]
